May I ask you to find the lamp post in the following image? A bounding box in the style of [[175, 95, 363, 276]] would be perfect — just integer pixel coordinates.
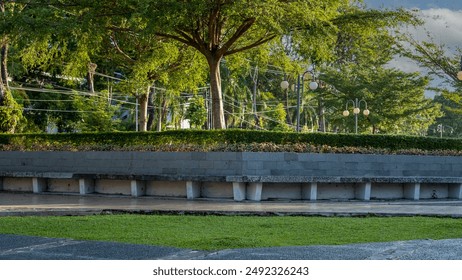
[[436, 124, 454, 138], [281, 68, 318, 132], [343, 98, 370, 134]]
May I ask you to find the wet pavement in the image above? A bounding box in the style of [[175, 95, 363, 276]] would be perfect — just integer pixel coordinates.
[[1, 233, 462, 260], [1, 192, 462, 260], [0, 192, 462, 217]]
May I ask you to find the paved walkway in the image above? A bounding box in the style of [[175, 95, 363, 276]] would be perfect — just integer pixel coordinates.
[[1, 234, 462, 260], [1, 192, 462, 217]]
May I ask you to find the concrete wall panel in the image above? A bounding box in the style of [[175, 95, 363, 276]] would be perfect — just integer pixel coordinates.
[[370, 184, 403, 200], [47, 179, 79, 193], [261, 183, 301, 200], [95, 179, 131, 195], [317, 183, 355, 200], [201, 182, 233, 199], [420, 183, 449, 199], [2, 178, 33, 192], [145, 181, 187, 197]]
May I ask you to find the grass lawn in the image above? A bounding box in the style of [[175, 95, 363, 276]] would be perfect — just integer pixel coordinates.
[[1, 215, 461, 250]]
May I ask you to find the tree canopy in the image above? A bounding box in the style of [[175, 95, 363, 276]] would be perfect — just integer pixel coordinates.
[[0, 0, 448, 136]]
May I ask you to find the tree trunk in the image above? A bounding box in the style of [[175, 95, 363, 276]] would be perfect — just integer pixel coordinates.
[[159, 98, 168, 131], [87, 63, 97, 93], [1, 43, 8, 87], [0, 80, 4, 105], [0, 63, 4, 105], [138, 86, 150, 132], [146, 86, 155, 131], [0, 40, 7, 105], [156, 92, 163, 132], [1, 3, 10, 105], [317, 97, 326, 133], [208, 57, 226, 129]]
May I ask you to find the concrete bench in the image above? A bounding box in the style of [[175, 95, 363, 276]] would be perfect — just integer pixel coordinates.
[[0, 172, 228, 199], [227, 176, 462, 201], [1, 172, 462, 202]]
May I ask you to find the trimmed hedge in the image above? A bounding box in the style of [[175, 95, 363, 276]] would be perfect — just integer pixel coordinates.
[[1, 130, 462, 152]]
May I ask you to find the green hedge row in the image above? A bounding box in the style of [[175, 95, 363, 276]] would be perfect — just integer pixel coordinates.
[[1, 130, 462, 151]]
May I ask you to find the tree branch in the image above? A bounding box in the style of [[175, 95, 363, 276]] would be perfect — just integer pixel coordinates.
[[225, 34, 277, 56], [109, 35, 136, 63], [217, 17, 256, 57], [155, 32, 189, 45]]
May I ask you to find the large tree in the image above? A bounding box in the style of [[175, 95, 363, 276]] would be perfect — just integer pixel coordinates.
[[397, 32, 462, 136], [143, 0, 357, 129], [106, 28, 207, 131], [62, 0, 209, 131], [5, 0, 420, 133], [0, 0, 26, 132], [321, 65, 441, 134]]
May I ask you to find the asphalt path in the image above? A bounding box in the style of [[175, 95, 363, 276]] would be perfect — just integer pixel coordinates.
[[1, 234, 462, 260]]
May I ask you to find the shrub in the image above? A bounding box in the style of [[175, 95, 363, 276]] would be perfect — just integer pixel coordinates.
[[1, 130, 462, 154]]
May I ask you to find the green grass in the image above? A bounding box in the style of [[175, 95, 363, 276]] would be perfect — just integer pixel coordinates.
[[1, 215, 461, 250]]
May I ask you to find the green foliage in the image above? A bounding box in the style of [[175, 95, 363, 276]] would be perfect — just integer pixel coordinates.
[[428, 94, 462, 138], [320, 64, 441, 135], [2, 130, 462, 154], [0, 90, 23, 133], [265, 103, 291, 131], [0, 1, 449, 135], [72, 90, 121, 132], [185, 95, 207, 129]]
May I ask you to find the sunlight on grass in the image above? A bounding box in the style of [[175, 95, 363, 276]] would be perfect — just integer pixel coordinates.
[[1, 215, 461, 250]]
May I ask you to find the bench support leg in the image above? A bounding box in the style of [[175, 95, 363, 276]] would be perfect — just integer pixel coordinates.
[[247, 183, 262, 201], [79, 178, 95, 195], [355, 182, 371, 201], [232, 182, 246, 201], [449, 183, 462, 199], [404, 183, 420, 200], [302, 182, 317, 201], [131, 180, 146, 197], [0, 177, 3, 191], [186, 181, 201, 199], [32, 178, 47, 193]]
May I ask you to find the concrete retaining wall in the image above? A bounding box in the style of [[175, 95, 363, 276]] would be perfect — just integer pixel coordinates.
[[1, 151, 461, 177], [1, 151, 462, 201]]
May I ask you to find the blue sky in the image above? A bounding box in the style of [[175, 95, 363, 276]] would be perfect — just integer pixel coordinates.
[[362, 0, 462, 53], [363, 0, 462, 96], [364, 0, 462, 10]]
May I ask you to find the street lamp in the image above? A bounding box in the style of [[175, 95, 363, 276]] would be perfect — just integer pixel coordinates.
[[343, 98, 370, 134], [436, 124, 454, 138], [281, 68, 319, 132]]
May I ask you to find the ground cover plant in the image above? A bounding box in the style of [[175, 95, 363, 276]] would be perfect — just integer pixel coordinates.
[[0, 215, 461, 250]]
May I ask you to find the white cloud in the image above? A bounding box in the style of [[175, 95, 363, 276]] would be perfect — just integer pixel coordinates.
[[389, 8, 462, 97], [414, 8, 462, 50], [390, 8, 462, 95]]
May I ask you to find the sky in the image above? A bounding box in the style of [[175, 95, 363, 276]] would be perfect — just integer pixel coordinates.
[[363, 1, 462, 95], [362, 0, 462, 63], [364, 0, 462, 10]]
